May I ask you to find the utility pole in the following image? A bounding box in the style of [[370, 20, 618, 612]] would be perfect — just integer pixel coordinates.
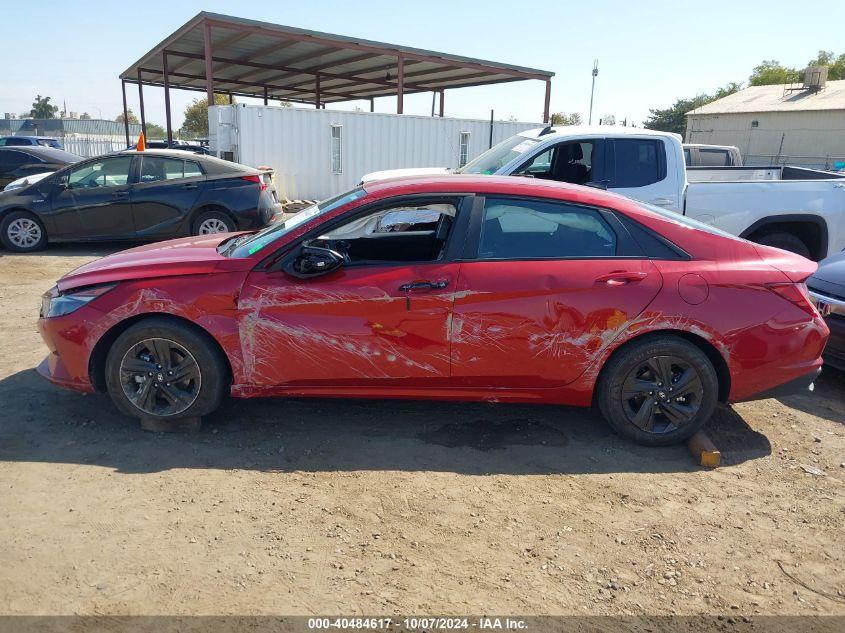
[[589, 59, 598, 125]]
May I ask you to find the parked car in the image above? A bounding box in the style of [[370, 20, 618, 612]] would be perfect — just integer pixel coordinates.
[[808, 252, 845, 371], [0, 149, 282, 252], [0, 146, 81, 189], [3, 171, 54, 192], [683, 143, 742, 167], [362, 126, 845, 261], [0, 136, 62, 149], [37, 175, 827, 446]]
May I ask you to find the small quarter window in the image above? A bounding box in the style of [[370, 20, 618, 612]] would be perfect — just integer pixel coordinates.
[[331, 124, 342, 174]]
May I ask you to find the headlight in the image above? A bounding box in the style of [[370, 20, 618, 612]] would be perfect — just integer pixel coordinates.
[[40, 284, 115, 318]]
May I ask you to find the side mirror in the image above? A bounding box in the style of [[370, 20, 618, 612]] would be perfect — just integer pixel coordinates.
[[283, 245, 344, 278], [57, 175, 69, 189], [585, 179, 609, 190]]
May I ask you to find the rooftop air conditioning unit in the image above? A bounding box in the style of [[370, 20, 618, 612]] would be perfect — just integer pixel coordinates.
[[803, 66, 828, 91]]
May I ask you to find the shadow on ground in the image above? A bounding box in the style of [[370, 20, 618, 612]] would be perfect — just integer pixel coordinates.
[[777, 366, 845, 426], [0, 368, 771, 475]]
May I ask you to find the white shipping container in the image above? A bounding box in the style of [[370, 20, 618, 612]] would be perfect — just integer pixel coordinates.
[[209, 104, 540, 201]]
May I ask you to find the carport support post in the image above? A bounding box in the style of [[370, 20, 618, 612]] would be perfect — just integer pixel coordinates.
[[263, 86, 268, 106], [396, 54, 404, 114], [315, 74, 321, 109], [369, 98, 374, 113], [203, 21, 214, 104], [120, 80, 130, 147], [439, 90, 444, 117], [136, 69, 147, 140], [543, 79, 551, 124], [163, 51, 173, 146]]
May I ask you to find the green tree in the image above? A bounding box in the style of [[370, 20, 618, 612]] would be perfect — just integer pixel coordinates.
[[30, 95, 58, 119], [749, 60, 800, 86], [600, 114, 616, 125], [116, 109, 139, 124], [644, 83, 741, 136], [806, 50, 845, 80], [180, 94, 232, 139], [144, 123, 167, 139], [550, 112, 582, 126]]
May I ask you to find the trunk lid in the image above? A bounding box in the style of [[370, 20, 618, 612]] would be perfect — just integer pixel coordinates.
[[752, 243, 818, 283]]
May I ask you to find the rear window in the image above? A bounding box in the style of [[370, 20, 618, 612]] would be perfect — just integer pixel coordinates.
[[699, 149, 730, 167]]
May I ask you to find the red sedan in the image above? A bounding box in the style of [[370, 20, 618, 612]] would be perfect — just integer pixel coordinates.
[[37, 176, 828, 446]]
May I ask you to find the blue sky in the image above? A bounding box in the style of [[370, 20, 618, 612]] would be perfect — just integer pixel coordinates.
[[2, 0, 844, 128]]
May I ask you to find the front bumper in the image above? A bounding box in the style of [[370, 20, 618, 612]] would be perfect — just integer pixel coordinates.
[[37, 312, 96, 393]]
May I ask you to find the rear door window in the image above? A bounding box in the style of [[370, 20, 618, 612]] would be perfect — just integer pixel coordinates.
[[478, 198, 617, 259], [139, 156, 187, 183], [184, 161, 204, 178], [610, 139, 665, 187], [698, 149, 730, 166]]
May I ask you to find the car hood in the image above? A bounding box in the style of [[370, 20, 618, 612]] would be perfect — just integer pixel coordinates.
[[810, 250, 845, 287], [360, 167, 451, 184], [3, 171, 53, 192], [57, 233, 250, 292]]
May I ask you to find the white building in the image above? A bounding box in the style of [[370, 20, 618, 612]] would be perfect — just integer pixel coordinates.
[[210, 104, 539, 201], [685, 75, 845, 170]]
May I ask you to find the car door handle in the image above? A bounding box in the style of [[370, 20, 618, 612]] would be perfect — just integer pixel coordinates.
[[594, 271, 648, 286], [650, 197, 674, 206], [182, 183, 199, 189], [399, 280, 449, 292], [111, 190, 129, 198]]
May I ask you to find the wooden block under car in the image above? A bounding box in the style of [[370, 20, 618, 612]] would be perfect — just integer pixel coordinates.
[[687, 430, 721, 468]]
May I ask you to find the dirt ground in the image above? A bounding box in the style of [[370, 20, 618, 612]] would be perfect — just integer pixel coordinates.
[[0, 246, 843, 617]]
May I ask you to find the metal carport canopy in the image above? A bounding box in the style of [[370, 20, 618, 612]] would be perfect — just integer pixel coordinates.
[[118, 12, 554, 143]]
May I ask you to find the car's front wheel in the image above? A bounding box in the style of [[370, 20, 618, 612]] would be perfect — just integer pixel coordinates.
[[1, 211, 47, 252], [105, 318, 228, 421], [596, 335, 718, 446]]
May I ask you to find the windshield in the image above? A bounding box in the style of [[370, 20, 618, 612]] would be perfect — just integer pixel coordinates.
[[457, 134, 540, 175], [224, 187, 367, 258]]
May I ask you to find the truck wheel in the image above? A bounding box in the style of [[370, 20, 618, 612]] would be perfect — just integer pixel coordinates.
[[105, 317, 228, 421], [1, 211, 47, 252], [755, 231, 811, 259], [596, 335, 718, 446]]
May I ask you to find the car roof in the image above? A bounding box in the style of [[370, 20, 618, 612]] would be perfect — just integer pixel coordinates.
[[0, 135, 59, 141], [118, 149, 259, 174], [0, 145, 81, 161], [514, 125, 683, 142], [361, 173, 634, 208]]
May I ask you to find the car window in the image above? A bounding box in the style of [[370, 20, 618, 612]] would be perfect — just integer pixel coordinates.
[[2, 138, 30, 146], [139, 156, 187, 183], [312, 201, 457, 263], [611, 139, 665, 188], [514, 141, 593, 185], [683, 148, 691, 165], [698, 149, 730, 167], [67, 156, 132, 189], [0, 150, 32, 169], [184, 161, 203, 178], [479, 198, 617, 259]]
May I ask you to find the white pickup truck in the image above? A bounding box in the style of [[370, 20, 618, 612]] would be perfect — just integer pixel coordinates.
[[362, 126, 845, 260]]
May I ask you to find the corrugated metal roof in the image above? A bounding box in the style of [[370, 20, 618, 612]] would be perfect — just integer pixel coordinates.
[[0, 118, 142, 136], [687, 80, 845, 116], [119, 12, 554, 104]]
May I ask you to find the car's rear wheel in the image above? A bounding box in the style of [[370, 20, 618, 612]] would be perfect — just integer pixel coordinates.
[[192, 210, 236, 235], [105, 318, 227, 421], [597, 335, 718, 446], [1, 211, 47, 252]]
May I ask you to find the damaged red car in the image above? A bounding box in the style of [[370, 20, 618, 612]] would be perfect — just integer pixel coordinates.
[[37, 175, 828, 445]]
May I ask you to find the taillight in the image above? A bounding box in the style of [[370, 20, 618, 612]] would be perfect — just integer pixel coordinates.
[[241, 174, 267, 191], [765, 282, 818, 316]]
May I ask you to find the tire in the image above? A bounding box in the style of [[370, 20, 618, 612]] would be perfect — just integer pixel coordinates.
[[0, 210, 47, 252], [596, 335, 718, 446], [755, 231, 811, 259], [105, 317, 228, 421], [192, 210, 236, 236]]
